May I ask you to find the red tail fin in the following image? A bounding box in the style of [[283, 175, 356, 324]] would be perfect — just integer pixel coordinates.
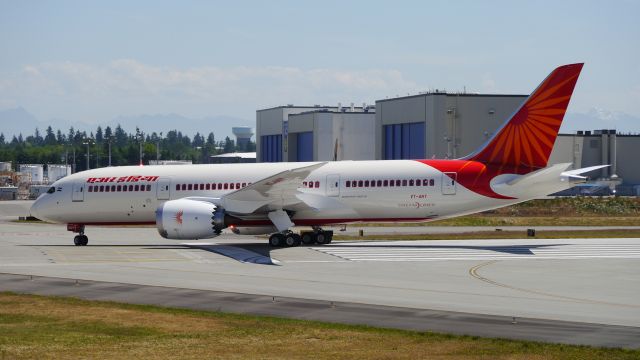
[[466, 63, 583, 171]]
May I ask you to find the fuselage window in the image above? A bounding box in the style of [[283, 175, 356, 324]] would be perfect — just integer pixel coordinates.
[[198, 184, 203, 190], [314, 181, 320, 188], [242, 183, 246, 188], [211, 183, 216, 189], [358, 180, 363, 187], [187, 184, 193, 191], [99, 185, 104, 192], [128, 185, 133, 191], [111, 185, 115, 192], [364, 180, 369, 187], [429, 179, 435, 186], [217, 183, 222, 190], [409, 179, 414, 186], [105, 185, 110, 192], [377, 180, 382, 187], [179, 184, 184, 191], [88, 186, 93, 193], [146, 185, 151, 191], [236, 183, 240, 189], [402, 180, 407, 186], [224, 183, 228, 190], [176, 184, 180, 191], [345, 181, 351, 187], [383, 180, 388, 187], [206, 184, 210, 190], [116, 185, 121, 191], [123, 185, 127, 192], [422, 179, 428, 186], [395, 180, 401, 186], [133, 185, 138, 191]]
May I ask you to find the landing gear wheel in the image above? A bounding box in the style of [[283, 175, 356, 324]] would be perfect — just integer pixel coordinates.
[[269, 233, 285, 247], [284, 233, 302, 247], [74, 235, 88, 246], [316, 232, 329, 245], [301, 232, 316, 245]]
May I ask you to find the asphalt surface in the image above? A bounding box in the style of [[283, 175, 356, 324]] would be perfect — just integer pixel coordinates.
[[1, 200, 639, 348]]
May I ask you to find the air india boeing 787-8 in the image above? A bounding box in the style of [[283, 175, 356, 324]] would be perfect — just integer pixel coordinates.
[[31, 63, 605, 247]]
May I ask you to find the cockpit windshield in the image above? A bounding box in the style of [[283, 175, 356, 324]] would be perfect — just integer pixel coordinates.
[[46, 186, 56, 194]]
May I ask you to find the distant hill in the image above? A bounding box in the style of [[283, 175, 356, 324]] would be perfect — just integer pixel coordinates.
[[561, 108, 640, 134], [0, 108, 251, 140]]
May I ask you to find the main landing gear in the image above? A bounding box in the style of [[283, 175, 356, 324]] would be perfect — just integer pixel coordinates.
[[68, 223, 88, 246], [268, 228, 333, 248]]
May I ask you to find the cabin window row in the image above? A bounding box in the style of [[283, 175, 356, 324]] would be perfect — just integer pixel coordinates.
[[302, 181, 320, 188], [88, 184, 151, 192], [345, 179, 435, 188], [175, 182, 250, 191]]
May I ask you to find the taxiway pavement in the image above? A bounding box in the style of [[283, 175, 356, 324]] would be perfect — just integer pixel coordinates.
[[1, 201, 639, 348]]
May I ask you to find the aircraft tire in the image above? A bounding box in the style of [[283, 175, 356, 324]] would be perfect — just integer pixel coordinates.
[[73, 235, 82, 246], [316, 232, 329, 245], [301, 232, 316, 245], [269, 233, 285, 247], [284, 234, 301, 247], [80, 235, 88, 246]]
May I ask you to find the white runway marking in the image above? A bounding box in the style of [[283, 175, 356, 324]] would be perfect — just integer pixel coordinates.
[[312, 241, 640, 262]]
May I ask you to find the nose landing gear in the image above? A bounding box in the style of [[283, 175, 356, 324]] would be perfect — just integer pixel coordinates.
[[68, 224, 88, 246]]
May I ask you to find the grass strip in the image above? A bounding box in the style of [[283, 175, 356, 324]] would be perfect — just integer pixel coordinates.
[[0, 292, 638, 359]]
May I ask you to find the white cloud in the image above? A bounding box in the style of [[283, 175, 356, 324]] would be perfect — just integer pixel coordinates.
[[1, 60, 417, 122]]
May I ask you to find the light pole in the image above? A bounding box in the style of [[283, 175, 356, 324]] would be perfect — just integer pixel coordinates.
[[156, 132, 163, 162], [136, 131, 144, 166], [106, 136, 112, 166], [82, 138, 95, 171]]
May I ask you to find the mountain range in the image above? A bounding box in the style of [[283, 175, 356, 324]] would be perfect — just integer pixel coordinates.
[[0, 106, 638, 141], [0, 107, 251, 140]]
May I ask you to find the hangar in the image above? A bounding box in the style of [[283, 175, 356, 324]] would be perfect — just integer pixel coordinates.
[[255, 94, 640, 192]]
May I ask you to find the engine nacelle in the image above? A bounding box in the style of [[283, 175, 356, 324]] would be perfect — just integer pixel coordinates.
[[156, 198, 227, 240]]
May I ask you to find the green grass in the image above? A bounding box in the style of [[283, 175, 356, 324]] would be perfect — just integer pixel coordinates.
[[0, 292, 638, 359]]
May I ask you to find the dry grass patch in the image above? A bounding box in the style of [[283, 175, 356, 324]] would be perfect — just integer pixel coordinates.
[[1, 293, 639, 359]]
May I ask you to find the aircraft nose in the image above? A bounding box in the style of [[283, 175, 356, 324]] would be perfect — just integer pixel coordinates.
[[30, 199, 41, 220]]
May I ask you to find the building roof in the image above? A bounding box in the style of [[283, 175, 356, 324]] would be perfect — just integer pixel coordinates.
[[376, 92, 528, 103], [210, 152, 256, 159]]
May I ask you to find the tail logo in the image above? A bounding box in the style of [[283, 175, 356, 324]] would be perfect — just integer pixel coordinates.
[[469, 63, 583, 171]]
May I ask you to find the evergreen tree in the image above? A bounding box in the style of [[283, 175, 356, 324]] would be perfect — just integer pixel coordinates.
[[95, 126, 103, 143], [56, 129, 65, 144], [223, 136, 235, 153], [44, 126, 56, 145]]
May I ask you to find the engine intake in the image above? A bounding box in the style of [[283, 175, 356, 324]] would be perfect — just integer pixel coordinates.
[[156, 198, 227, 240]]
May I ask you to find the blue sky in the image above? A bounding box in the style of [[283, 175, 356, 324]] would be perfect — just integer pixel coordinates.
[[1, 0, 639, 131]]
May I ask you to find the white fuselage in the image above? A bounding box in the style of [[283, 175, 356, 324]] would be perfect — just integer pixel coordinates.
[[31, 160, 525, 227]]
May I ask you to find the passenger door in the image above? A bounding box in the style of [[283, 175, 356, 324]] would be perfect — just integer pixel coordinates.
[[441, 173, 457, 195], [326, 174, 340, 197], [157, 179, 171, 200], [72, 182, 84, 202]]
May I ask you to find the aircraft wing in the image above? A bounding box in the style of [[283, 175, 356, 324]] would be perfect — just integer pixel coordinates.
[[220, 162, 328, 214]]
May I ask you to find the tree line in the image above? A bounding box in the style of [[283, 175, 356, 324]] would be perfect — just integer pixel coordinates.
[[0, 125, 255, 172]]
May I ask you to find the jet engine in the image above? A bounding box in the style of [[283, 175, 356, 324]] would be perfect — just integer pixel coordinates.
[[156, 198, 227, 240]]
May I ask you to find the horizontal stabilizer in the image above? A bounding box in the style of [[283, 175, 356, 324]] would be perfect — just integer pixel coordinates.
[[561, 164, 610, 176]]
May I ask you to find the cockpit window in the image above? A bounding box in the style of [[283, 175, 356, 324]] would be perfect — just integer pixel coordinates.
[[47, 186, 56, 194]]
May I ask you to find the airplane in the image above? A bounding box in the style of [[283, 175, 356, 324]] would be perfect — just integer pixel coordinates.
[[30, 63, 605, 247]]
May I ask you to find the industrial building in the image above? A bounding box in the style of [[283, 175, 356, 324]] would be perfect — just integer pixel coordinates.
[[549, 130, 640, 194], [256, 104, 373, 162], [256, 94, 640, 192], [232, 127, 255, 152], [375, 92, 528, 159]]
